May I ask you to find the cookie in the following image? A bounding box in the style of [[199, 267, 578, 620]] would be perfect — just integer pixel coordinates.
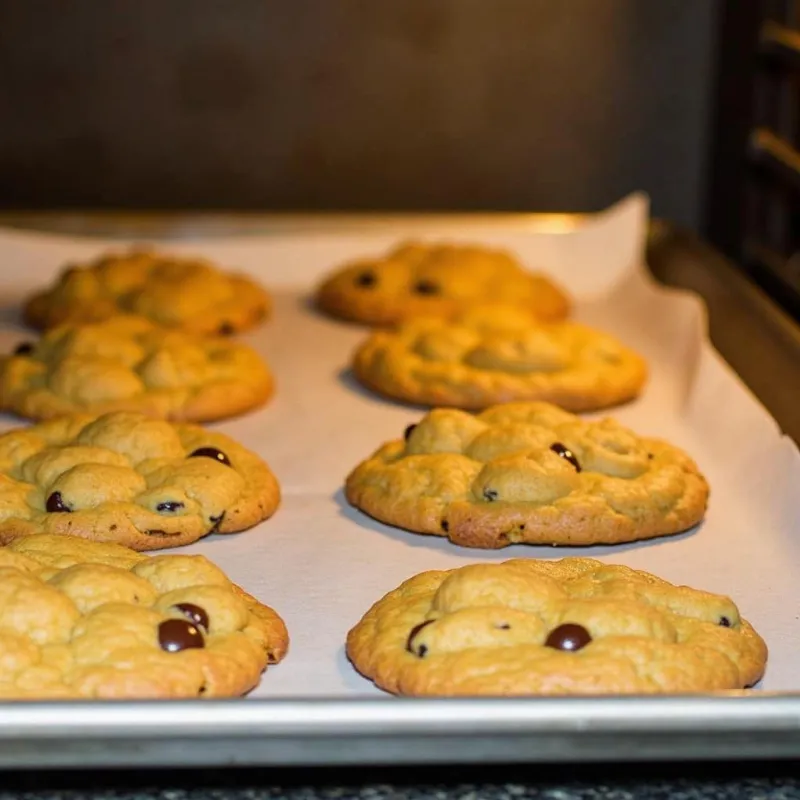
[[0, 411, 280, 550], [347, 558, 767, 696], [0, 534, 288, 699], [316, 241, 570, 326], [345, 402, 708, 547], [0, 315, 274, 422], [351, 306, 647, 411], [23, 248, 270, 336]]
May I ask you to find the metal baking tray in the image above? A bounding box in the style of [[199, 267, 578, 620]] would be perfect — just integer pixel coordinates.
[[0, 206, 798, 769]]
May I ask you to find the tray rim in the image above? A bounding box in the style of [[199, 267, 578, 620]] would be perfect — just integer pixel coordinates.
[[0, 209, 589, 237], [2, 694, 800, 768], [0, 209, 798, 769]]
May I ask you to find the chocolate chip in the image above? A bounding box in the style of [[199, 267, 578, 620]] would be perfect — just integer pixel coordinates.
[[156, 501, 184, 513], [403, 424, 417, 441], [209, 511, 225, 533], [189, 447, 231, 467], [550, 442, 581, 472], [719, 616, 732, 627], [174, 603, 210, 632], [45, 491, 71, 513], [13, 342, 33, 356], [354, 271, 376, 288], [218, 322, 234, 336], [413, 279, 439, 295], [545, 623, 592, 652], [441, 519, 449, 532], [483, 488, 498, 502], [496, 623, 511, 630], [406, 619, 435, 657], [158, 618, 205, 653]]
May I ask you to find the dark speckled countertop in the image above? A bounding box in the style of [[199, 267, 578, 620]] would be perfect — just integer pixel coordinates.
[[3, 764, 800, 800]]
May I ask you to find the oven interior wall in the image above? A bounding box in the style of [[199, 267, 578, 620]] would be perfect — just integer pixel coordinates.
[[0, 0, 719, 231]]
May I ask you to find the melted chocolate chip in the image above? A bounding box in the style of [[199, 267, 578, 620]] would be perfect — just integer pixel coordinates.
[[496, 623, 511, 630], [406, 619, 435, 657], [209, 511, 225, 534], [13, 342, 33, 356], [441, 519, 449, 532], [158, 618, 205, 653], [413, 279, 439, 295], [174, 603, 210, 632], [217, 322, 235, 336], [545, 623, 592, 652], [45, 491, 71, 513], [483, 488, 498, 502], [156, 501, 184, 513], [550, 442, 581, 472], [404, 423, 417, 441], [189, 447, 231, 467], [354, 271, 377, 288], [719, 616, 732, 627]]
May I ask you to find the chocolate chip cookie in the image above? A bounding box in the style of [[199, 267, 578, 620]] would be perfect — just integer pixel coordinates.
[[347, 558, 767, 695], [0, 411, 280, 550], [345, 402, 709, 547], [1, 315, 274, 422], [0, 534, 288, 699], [23, 248, 270, 335], [351, 306, 647, 411], [316, 241, 570, 326]]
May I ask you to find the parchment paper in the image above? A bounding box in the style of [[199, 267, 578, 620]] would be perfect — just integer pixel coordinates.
[[0, 194, 797, 696]]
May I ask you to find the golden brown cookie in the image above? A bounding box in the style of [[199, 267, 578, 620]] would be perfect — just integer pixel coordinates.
[[351, 306, 647, 411], [316, 241, 570, 326], [0, 411, 280, 551], [0, 534, 288, 699], [0, 315, 274, 422], [345, 402, 709, 548], [347, 558, 767, 696], [23, 248, 270, 335]]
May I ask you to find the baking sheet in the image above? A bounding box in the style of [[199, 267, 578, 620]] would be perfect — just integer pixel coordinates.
[[0, 195, 798, 712]]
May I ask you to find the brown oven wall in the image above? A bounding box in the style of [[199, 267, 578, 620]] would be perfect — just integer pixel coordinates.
[[0, 0, 718, 230]]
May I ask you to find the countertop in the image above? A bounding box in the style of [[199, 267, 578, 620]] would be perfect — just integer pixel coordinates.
[[3, 762, 800, 800]]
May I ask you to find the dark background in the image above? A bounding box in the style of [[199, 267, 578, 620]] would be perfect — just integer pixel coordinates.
[[0, 0, 719, 230]]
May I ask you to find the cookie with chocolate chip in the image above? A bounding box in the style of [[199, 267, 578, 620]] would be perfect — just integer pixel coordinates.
[[345, 402, 708, 547], [0, 315, 274, 422], [23, 248, 270, 335], [316, 241, 570, 327], [347, 558, 767, 695], [352, 306, 647, 411], [0, 534, 288, 699], [0, 411, 280, 550]]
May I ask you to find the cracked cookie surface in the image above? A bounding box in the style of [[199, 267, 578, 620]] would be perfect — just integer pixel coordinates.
[[1, 315, 274, 422], [0, 534, 288, 699], [0, 411, 280, 550], [345, 402, 708, 547], [316, 241, 570, 326], [352, 306, 647, 411], [24, 249, 271, 335], [347, 558, 767, 695]]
